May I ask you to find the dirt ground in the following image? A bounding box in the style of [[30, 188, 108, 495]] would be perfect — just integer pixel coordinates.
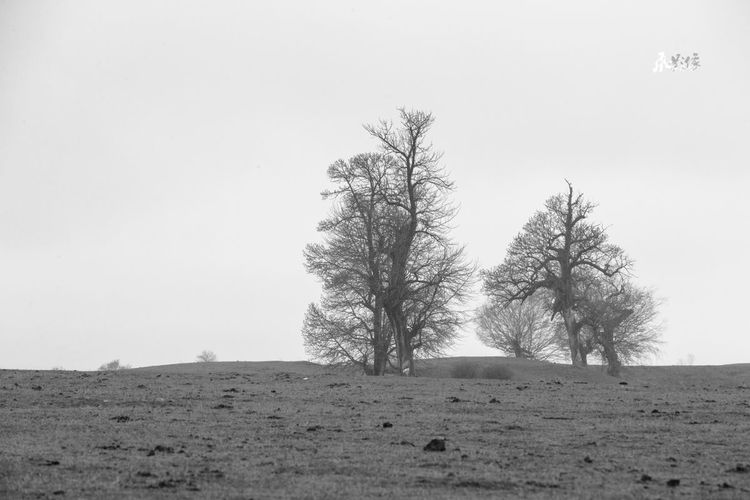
[[1, 358, 749, 499]]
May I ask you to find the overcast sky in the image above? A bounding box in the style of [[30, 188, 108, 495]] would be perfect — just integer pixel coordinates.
[[1, 1, 748, 370]]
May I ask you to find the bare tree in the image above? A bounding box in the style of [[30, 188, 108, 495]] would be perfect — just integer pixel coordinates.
[[304, 153, 395, 375], [580, 281, 662, 374], [98, 359, 131, 371], [196, 350, 217, 363], [365, 108, 473, 375], [304, 110, 473, 376], [482, 181, 631, 367], [476, 294, 563, 360], [547, 273, 662, 375]]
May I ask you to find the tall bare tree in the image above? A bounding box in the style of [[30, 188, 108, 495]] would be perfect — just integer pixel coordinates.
[[482, 182, 631, 367], [305, 110, 472, 376], [476, 294, 563, 360], [364, 109, 473, 375], [304, 153, 395, 375]]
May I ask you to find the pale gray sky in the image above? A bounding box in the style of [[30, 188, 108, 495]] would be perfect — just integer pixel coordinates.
[[1, 1, 748, 370]]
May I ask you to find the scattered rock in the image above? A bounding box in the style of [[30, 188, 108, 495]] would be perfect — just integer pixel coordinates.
[[727, 464, 749, 473], [212, 404, 233, 410], [97, 443, 121, 450], [306, 425, 323, 432], [149, 479, 183, 489], [640, 474, 652, 482], [583, 456, 593, 463], [399, 440, 415, 447], [136, 471, 155, 477], [448, 396, 462, 403], [147, 445, 174, 456], [489, 398, 500, 403], [525, 480, 560, 489], [651, 409, 660, 414], [34, 459, 60, 466], [136, 384, 147, 389], [666, 479, 680, 487], [52, 490, 65, 495], [110, 415, 130, 423], [516, 386, 528, 391], [618, 381, 628, 385], [423, 438, 446, 452], [223, 388, 239, 393], [382, 422, 393, 428], [720, 482, 734, 489]]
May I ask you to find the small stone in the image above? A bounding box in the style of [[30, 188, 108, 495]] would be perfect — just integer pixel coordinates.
[[382, 422, 393, 428], [423, 438, 446, 452], [666, 479, 680, 487], [640, 474, 652, 482], [583, 456, 593, 463]]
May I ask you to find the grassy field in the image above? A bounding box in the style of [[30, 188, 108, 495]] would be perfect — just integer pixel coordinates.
[[1, 357, 749, 498]]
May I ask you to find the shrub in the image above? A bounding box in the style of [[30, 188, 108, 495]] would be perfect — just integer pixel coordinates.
[[196, 350, 218, 362], [480, 364, 514, 380], [98, 359, 131, 371], [450, 360, 480, 379]]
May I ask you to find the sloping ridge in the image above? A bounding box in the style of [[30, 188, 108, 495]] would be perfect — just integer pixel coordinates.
[[131, 357, 749, 386], [133, 360, 326, 376]]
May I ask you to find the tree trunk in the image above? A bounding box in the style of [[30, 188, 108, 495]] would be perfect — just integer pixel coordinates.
[[578, 347, 588, 367], [562, 308, 585, 367], [371, 306, 389, 376], [600, 327, 621, 377], [372, 342, 388, 376]]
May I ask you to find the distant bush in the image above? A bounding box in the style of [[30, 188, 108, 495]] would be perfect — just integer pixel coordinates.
[[450, 360, 480, 379], [196, 350, 217, 362], [98, 359, 131, 371], [449, 360, 514, 380], [480, 364, 514, 380]]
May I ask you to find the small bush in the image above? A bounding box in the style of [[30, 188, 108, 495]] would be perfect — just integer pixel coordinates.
[[98, 359, 131, 371], [450, 360, 480, 379], [196, 350, 218, 363], [480, 364, 514, 380]]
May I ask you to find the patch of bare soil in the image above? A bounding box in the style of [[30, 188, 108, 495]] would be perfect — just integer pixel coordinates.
[[1, 359, 749, 498]]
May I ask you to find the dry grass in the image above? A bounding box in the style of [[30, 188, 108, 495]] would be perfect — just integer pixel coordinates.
[[1, 357, 749, 498]]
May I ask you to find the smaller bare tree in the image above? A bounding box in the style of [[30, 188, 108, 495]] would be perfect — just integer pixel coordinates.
[[196, 350, 217, 363], [476, 294, 563, 361], [98, 359, 131, 371]]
